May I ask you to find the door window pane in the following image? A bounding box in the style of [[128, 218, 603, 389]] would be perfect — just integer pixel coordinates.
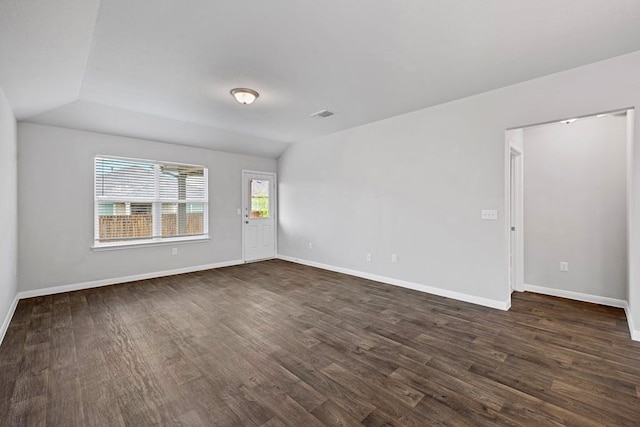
[[250, 179, 270, 218]]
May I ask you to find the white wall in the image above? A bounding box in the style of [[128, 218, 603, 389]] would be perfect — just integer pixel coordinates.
[[278, 50, 640, 336], [18, 123, 276, 292], [523, 115, 627, 300], [0, 85, 18, 338]]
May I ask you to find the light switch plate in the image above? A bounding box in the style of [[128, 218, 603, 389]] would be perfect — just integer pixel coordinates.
[[481, 209, 498, 220]]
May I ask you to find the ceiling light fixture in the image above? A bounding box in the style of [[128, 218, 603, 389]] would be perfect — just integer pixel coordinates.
[[230, 88, 259, 105]]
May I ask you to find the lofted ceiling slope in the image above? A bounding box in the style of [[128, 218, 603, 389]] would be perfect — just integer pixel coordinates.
[[2, 0, 640, 158]]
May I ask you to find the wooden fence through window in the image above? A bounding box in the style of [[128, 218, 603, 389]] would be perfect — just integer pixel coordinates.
[[99, 213, 203, 240]]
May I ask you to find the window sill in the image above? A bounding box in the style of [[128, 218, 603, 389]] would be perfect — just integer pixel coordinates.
[[92, 236, 210, 251]]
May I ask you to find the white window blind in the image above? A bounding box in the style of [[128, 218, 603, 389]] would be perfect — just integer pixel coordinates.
[[94, 156, 208, 246]]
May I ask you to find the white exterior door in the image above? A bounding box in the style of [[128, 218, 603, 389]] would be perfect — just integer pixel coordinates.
[[242, 171, 276, 262]]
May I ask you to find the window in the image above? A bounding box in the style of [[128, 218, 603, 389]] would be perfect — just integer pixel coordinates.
[[94, 156, 208, 247], [250, 179, 270, 218]]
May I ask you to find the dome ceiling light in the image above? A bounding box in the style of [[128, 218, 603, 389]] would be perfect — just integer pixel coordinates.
[[230, 88, 259, 105]]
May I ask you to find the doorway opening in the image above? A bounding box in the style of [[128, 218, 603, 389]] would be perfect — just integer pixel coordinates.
[[505, 109, 633, 309]]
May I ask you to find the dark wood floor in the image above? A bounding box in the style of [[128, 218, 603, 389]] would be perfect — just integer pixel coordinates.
[[1, 260, 640, 426]]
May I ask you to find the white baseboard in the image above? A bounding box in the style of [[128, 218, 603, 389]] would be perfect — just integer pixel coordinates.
[[623, 303, 640, 341], [524, 283, 640, 341], [0, 295, 19, 347], [277, 255, 510, 311], [523, 283, 626, 308], [17, 259, 244, 300]]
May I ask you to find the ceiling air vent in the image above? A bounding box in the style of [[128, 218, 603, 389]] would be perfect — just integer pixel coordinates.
[[310, 109, 334, 119]]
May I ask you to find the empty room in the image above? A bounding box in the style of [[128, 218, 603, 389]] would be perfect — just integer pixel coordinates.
[[2, 1, 640, 425]]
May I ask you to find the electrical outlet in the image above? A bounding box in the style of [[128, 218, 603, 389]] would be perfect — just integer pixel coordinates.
[[308, 242, 313, 249], [560, 261, 569, 272], [366, 253, 372, 262], [172, 247, 178, 256], [391, 254, 398, 263]]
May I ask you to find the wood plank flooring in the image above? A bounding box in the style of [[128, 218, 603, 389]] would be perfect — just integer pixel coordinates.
[[1, 259, 640, 426]]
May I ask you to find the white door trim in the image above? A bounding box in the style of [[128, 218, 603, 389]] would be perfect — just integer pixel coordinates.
[[626, 109, 636, 339], [510, 146, 524, 293], [241, 170, 277, 262], [504, 133, 524, 303]]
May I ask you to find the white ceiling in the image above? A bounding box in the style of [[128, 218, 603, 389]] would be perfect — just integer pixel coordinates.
[[2, 0, 640, 158]]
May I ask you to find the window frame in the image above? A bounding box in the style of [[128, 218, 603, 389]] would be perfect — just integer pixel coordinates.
[[249, 178, 271, 219], [93, 155, 209, 249]]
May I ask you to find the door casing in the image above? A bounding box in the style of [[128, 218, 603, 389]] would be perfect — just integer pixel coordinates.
[[242, 170, 277, 262]]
